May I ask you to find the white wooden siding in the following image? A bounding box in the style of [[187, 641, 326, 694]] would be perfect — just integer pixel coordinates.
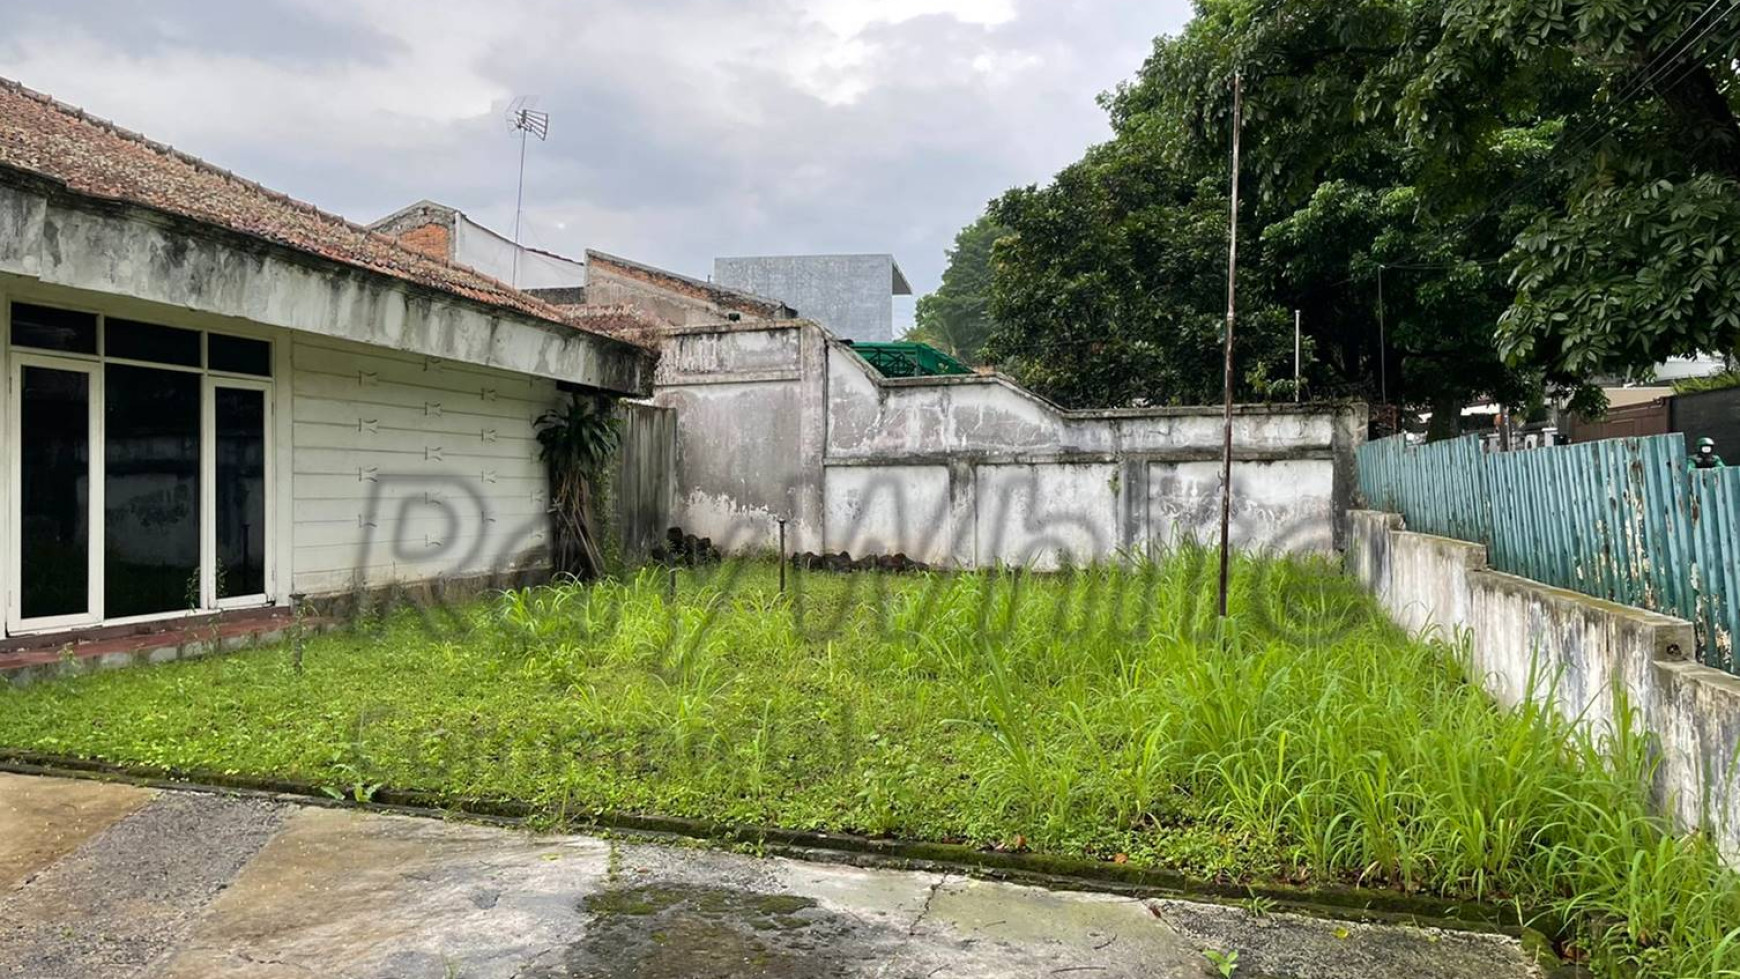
[[290, 334, 558, 595]]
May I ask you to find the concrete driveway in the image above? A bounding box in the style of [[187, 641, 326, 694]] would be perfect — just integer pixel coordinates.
[[0, 773, 1541, 978]]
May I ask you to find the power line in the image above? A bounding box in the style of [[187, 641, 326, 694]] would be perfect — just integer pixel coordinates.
[[1442, 1, 1740, 243]]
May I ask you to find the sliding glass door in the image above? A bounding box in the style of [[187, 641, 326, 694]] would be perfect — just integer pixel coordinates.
[[208, 381, 269, 606], [7, 301, 276, 632], [9, 356, 102, 631], [104, 363, 202, 618]]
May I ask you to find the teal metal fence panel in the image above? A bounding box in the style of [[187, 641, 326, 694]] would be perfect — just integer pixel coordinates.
[[1357, 433, 1738, 674]]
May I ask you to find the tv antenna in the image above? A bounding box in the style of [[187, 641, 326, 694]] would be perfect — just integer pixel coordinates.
[[506, 97, 550, 287]]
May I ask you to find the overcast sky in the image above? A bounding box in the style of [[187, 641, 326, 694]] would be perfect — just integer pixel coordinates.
[[0, 0, 1192, 329]]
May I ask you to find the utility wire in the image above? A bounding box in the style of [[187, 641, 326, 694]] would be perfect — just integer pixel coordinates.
[[1441, 1, 1740, 243]]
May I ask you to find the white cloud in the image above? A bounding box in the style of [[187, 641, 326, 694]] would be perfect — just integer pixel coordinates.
[[0, 0, 1193, 329]]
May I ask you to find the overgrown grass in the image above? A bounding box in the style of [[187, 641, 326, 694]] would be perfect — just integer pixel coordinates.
[[2, 551, 1737, 977]]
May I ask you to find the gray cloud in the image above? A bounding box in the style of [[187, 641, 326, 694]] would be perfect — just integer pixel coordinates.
[[0, 0, 1191, 329]]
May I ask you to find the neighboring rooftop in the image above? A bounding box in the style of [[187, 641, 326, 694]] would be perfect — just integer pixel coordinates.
[[0, 77, 637, 343], [716, 253, 912, 296], [369, 200, 588, 291], [713, 254, 911, 342]]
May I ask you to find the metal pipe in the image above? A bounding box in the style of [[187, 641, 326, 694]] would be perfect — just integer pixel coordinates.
[[1217, 73, 1243, 620]]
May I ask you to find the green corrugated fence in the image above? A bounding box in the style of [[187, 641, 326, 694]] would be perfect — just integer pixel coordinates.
[[1357, 434, 1738, 673]]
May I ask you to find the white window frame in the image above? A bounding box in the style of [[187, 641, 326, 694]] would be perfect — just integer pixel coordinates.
[[3, 299, 278, 633], [7, 352, 105, 634], [203, 375, 275, 610]]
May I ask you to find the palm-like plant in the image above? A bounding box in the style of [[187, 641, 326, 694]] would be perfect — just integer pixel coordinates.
[[535, 392, 621, 578]]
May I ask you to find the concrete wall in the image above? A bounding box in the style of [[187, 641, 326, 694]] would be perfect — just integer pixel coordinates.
[[1348, 509, 1740, 865], [713, 255, 903, 342], [652, 322, 826, 553], [656, 318, 1363, 567], [452, 215, 587, 291]]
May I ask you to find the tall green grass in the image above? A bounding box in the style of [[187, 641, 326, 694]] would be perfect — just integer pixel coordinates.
[[2, 550, 1736, 977]]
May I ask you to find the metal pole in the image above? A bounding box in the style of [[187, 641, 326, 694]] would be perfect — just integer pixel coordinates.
[[511, 126, 527, 288], [1216, 73, 1243, 620], [777, 517, 788, 595], [1377, 265, 1387, 414], [1293, 309, 1301, 403], [289, 592, 306, 675]]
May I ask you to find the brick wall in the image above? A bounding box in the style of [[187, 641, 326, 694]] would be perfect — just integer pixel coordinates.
[[395, 222, 451, 262]]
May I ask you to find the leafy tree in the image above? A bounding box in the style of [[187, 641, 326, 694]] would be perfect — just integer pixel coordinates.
[[535, 393, 620, 578], [986, 0, 1534, 426], [970, 0, 1740, 425], [909, 214, 1007, 363], [985, 145, 1293, 407], [1396, 0, 1740, 397]]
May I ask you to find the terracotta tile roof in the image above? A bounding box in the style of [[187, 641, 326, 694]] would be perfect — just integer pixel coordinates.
[[0, 77, 649, 348]]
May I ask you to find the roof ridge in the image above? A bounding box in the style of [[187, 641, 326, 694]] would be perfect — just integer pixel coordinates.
[[0, 74, 504, 291]]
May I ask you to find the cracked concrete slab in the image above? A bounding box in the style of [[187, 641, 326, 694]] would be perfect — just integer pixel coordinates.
[[0, 788, 287, 978], [152, 806, 615, 979], [0, 775, 1546, 979], [0, 771, 154, 890]]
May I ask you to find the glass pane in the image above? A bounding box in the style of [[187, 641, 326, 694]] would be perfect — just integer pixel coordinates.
[[11, 303, 98, 354], [208, 333, 272, 377], [215, 387, 267, 598], [105, 318, 201, 367], [105, 364, 201, 617], [19, 366, 91, 619]]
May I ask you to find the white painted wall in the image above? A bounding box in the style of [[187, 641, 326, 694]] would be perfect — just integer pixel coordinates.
[[1348, 509, 1740, 867], [656, 318, 1363, 569], [453, 215, 587, 291], [288, 333, 559, 595]]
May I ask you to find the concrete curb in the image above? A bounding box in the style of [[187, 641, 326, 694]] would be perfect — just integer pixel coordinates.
[[0, 748, 1576, 976]]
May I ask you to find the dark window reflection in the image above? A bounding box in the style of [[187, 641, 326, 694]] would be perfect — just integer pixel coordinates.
[[208, 333, 271, 377], [105, 364, 200, 617], [105, 318, 201, 367], [19, 366, 90, 618], [12, 303, 98, 354], [215, 387, 266, 598]]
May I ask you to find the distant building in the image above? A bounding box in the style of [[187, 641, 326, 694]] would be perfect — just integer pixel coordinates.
[[369, 200, 586, 290], [713, 254, 911, 342]]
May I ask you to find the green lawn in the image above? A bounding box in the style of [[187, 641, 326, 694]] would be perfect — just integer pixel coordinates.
[[2, 553, 1736, 977]]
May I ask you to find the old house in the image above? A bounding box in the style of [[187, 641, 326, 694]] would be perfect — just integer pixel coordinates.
[[0, 78, 654, 647]]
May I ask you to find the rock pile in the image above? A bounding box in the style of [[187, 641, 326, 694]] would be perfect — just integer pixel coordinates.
[[649, 527, 721, 566], [789, 550, 931, 574]]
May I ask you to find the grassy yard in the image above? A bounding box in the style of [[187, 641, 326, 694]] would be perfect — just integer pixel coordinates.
[[2, 553, 1736, 977]]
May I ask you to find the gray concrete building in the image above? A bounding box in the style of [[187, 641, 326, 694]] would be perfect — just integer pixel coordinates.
[[713, 254, 911, 342]]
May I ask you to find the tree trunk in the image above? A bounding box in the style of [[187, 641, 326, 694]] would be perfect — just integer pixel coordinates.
[[1425, 393, 1463, 442]]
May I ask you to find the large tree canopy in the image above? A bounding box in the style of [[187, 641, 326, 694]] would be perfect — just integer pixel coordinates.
[[1401, 0, 1740, 396], [907, 214, 1006, 364], [954, 0, 1740, 423]]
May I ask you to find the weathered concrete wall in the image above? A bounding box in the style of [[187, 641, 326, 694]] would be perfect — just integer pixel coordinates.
[[651, 323, 824, 553], [656, 317, 1362, 567], [0, 172, 653, 395], [1348, 509, 1740, 865]]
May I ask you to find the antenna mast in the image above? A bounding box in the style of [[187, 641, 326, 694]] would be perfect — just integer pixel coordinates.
[[506, 98, 550, 288]]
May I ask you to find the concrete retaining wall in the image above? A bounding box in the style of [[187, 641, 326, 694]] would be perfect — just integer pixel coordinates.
[[654, 316, 1364, 567], [1348, 509, 1740, 865]]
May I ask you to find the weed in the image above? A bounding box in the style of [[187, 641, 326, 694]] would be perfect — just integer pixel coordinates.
[[0, 554, 1735, 979], [1203, 947, 1239, 977]]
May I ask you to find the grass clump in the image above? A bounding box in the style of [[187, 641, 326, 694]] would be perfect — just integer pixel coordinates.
[[1, 550, 1736, 977]]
